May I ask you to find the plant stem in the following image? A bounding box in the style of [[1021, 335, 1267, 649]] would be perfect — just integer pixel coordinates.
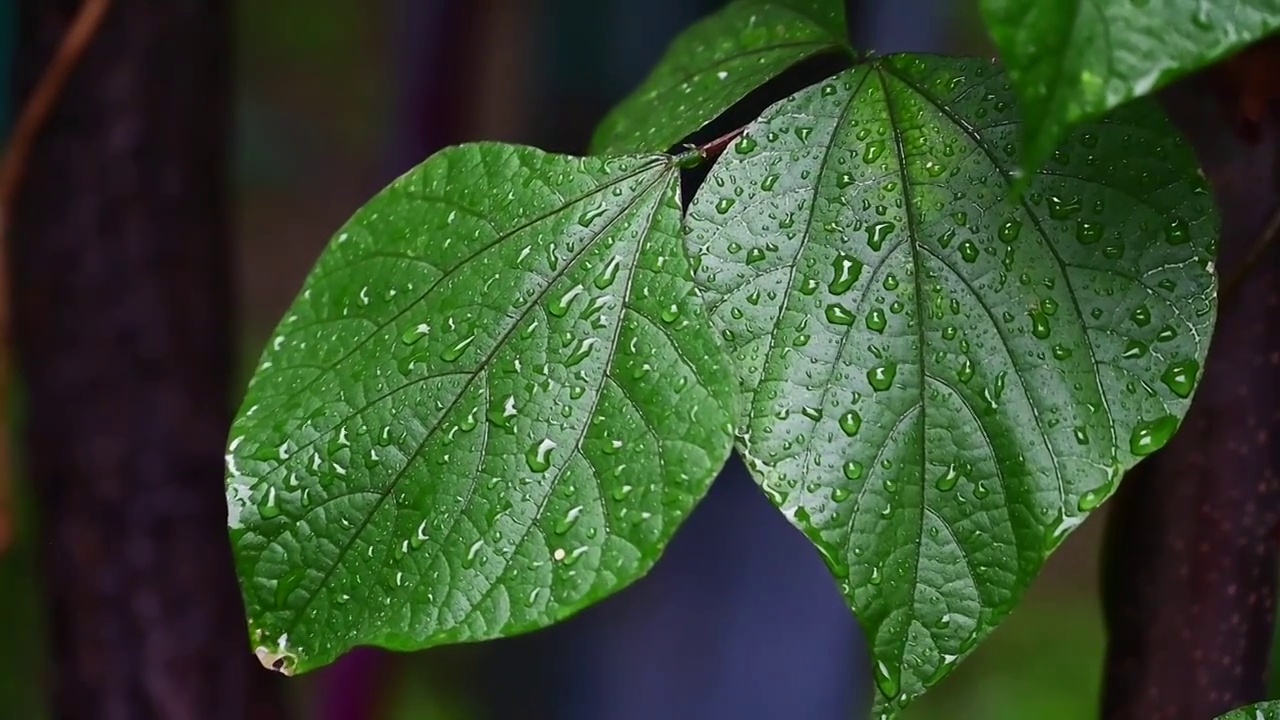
[[674, 126, 747, 169]]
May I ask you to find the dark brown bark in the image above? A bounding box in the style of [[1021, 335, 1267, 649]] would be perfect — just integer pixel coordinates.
[[12, 2, 283, 718], [1100, 74, 1280, 719]]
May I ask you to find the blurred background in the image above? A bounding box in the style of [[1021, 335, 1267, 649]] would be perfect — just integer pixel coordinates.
[[0, 1, 1127, 718]]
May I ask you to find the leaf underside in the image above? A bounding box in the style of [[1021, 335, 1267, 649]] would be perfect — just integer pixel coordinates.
[[684, 54, 1217, 714], [981, 0, 1280, 175], [226, 143, 737, 674], [591, 0, 852, 155]]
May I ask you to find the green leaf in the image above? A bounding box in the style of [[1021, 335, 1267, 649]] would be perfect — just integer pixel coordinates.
[[591, 0, 852, 155], [683, 55, 1217, 715], [981, 0, 1280, 175], [1219, 702, 1280, 719], [226, 143, 737, 675]]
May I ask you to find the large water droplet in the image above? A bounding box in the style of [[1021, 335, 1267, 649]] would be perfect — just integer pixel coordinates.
[[565, 337, 598, 367], [1047, 195, 1082, 219], [746, 247, 767, 264], [1164, 218, 1190, 245], [934, 462, 960, 491], [843, 460, 864, 480], [998, 218, 1023, 243], [839, 410, 862, 437], [1075, 220, 1102, 245], [866, 308, 887, 333], [1029, 310, 1051, 339], [549, 284, 585, 317], [863, 140, 886, 164], [829, 253, 863, 295], [959, 240, 979, 263], [1129, 415, 1178, 456], [734, 135, 758, 154], [578, 203, 608, 227], [554, 505, 583, 534], [866, 221, 895, 251], [526, 438, 557, 472], [1160, 359, 1199, 398], [874, 660, 901, 700], [1130, 306, 1152, 327], [594, 256, 622, 289], [442, 334, 476, 362], [825, 303, 855, 326], [868, 364, 897, 392]]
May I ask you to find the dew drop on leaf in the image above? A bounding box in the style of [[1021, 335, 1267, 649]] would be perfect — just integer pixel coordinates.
[[525, 438, 557, 473], [868, 364, 896, 391], [839, 410, 862, 437], [1129, 415, 1179, 456], [1160, 359, 1199, 398]]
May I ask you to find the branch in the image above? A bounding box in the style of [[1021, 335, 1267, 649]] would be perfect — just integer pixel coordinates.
[[0, 0, 111, 556]]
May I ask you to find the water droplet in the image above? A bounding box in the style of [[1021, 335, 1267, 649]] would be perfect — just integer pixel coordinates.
[[866, 221, 896, 251], [868, 364, 897, 392], [1160, 359, 1199, 398], [442, 333, 476, 362], [935, 462, 960, 491], [1076, 220, 1102, 245], [829, 253, 863, 295], [715, 198, 736, 215], [1122, 340, 1148, 359], [959, 240, 979, 263], [957, 358, 975, 384], [883, 274, 899, 291], [401, 324, 429, 345], [866, 308, 887, 333], [1130, 306, 1152, 327], [843, 460, 864, 480], [1077, 484, 1110, 511], [998, 218, 1023, 243], [1165, 218, 1190, 245], [857, 134, 889, 163], [839, 410, 862, 437], [825, 303, 855, 326], [795, 126, 813, 143], [1074, 426, 1089, 445], [578, 203, 607, 227], [1156, 324, 1178, 343], [1129, 415, 1179, 456], [761, 173, 779, 191], [1052, 344, 1072, 360], [836, 172, 855, 189], [660, 303, 681, 323], [746, 247, 767, 264], [594, 256, 622, 289], [565, 337, 598, 367], [554, 505, 583, 534], [734, 135, 758, 154], [874, 660, 901, 699], [526, 438, 557, 473], [1029, 311, 1051, 339], [258, 486, 281, 519], [1046, 195, 1082, 219], [549, 284, 585, 317]]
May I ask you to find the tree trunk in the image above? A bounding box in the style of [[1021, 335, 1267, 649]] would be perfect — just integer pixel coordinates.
[[12, 2, 284, 718], [1099, 71, 1280, 720]]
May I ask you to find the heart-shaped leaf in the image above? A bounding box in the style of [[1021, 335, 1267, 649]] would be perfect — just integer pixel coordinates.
[[683, 55, 1217, 714], [591, 0, 852, 155], [981, 0, 1280, 175], [227, 143, 737, 674]]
